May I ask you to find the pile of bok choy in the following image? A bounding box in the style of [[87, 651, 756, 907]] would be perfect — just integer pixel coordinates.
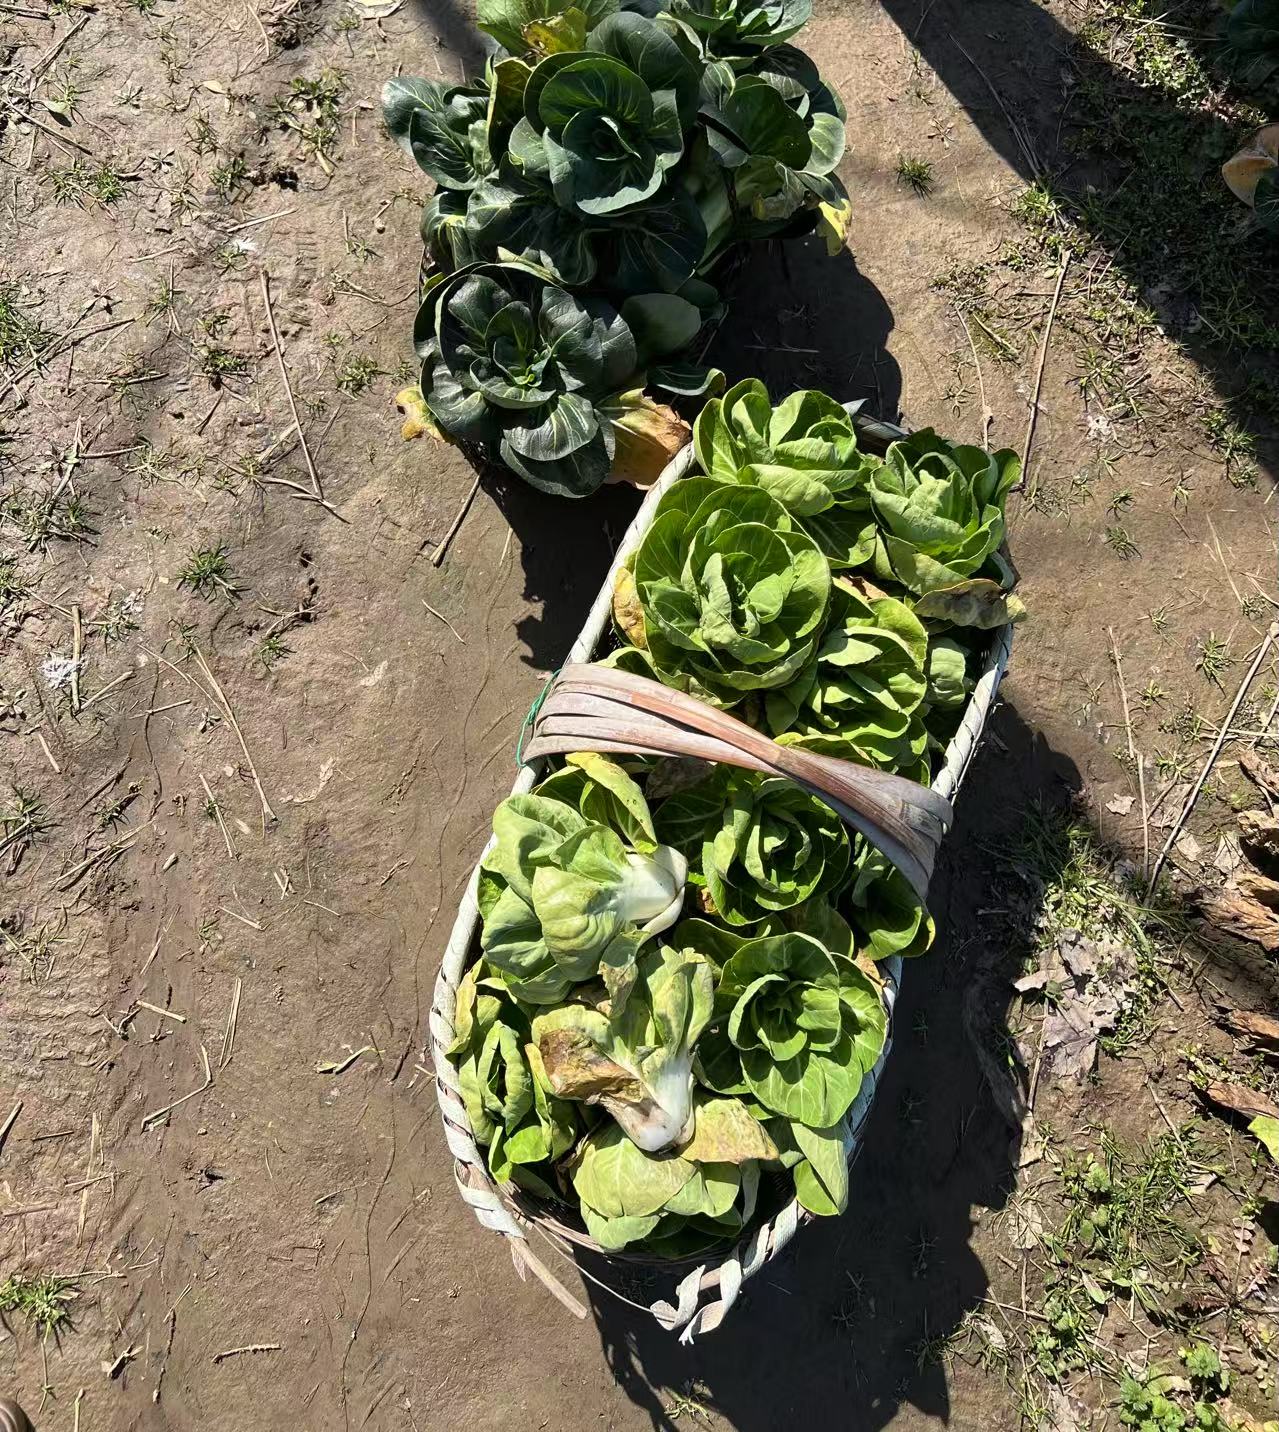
[[384, 0, 853, 495], [448, 383, 1024, 1254]]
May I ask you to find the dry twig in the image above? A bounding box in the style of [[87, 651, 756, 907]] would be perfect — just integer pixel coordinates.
[[213, 1343, 281, 1364], [1107, 627, 1149, 879], [1022, 254, 1070, 486], [141, 1045, 213, 1130], [429, 475, 481, 568], [190, 647, 276, 832], [200, 774, 237, 860], [1147, 623, 1278, 896], [259, 268, 343, 520]]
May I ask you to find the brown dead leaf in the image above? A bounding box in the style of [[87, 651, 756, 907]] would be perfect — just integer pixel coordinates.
[[1238, 866, 1279, 910], [1039, 931, 1136, 1081], [1222, 122, 1279, 207], [537, 1029, 642, 1102], [1239, 750, 1279, 802], [1239, 808, 1279, 858], [605, 396, 689, 489], [1203, 1080, 1279, 1124], [1199, 889, 1279, 952], [1221, 1008, 1279, 1050], [395, 386, 441, 442], [611, 567, 647, 650], [911, 578, 1027, 630]]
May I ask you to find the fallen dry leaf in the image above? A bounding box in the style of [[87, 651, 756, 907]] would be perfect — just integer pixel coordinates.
[[1039, 930, 1137, 1081], [1151, 782, 1192, 829], [1106, 794, 1135, 816], [605, 394, 690, 489], [1013, 969, 1051, 994], [1213, 833, 1244, 879], [1239, 749, 1279, 802], [1221, 1008, 1279, 1050], [1041, 1385, 1089, 1432], [1223, 122, 1279, 207], [1239, 808, 1279, 858], [1203, 1080, 1279, 1124], [1237, 866, 1279, 910], [1199, 889, 1279, 952]]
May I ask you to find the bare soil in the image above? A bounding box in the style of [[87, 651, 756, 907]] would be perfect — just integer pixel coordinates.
[[2, 0, 1276, 1429]]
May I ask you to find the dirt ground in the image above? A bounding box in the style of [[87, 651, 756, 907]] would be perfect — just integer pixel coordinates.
[[2, 0, 1277, 1428]]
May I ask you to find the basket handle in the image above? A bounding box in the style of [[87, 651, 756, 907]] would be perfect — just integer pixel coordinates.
[[523, 663, 953, 901]]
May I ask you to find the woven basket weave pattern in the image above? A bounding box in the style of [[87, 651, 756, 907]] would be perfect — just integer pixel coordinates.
[[429, 442, 1013, 1338]]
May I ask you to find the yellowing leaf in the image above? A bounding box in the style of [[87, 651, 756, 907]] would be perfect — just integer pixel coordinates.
[[1223, 122, 1279, 207], [679, 1097, 778, 1165], [606, 392, 690, 489], [523, 6, 588, 54], [539, 1027, 645, 1102], [396, 386, 442, 442], [815, 196, 852, 257], [913, 578, 1027, 629], [612, 566, 647, 650]]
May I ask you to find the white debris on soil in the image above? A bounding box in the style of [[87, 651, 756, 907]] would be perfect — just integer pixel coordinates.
[[40, 651, 82, 690]]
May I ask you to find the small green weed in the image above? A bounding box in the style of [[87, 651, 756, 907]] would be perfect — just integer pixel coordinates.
[[1, 488, 95, 550], [48, 160, 126, 207], [895, 154, 934, 196], [257, 633, 288, 669], [0, 554, 26, 613], [266, 69, 346, 170], [0, 1273, 77, 1340], [1104, 526, 1139, 559], [1195, 633, 1231, 686], [210, 154, 249, 202], [178, 544, 238, 600], [0, 284, 52, 367], [335, 353, 379, 395]]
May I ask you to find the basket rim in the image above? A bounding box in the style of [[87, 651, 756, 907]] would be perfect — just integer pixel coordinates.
[[428, 428, 1014, 1322]]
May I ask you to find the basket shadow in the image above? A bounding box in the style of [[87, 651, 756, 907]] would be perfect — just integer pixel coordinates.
[[405, 0, 490, 73], [877, 0, 1278, 485], [581, 696, 1082, 1431], [705, 235, 903, 420], [478, 461, 645, 672]]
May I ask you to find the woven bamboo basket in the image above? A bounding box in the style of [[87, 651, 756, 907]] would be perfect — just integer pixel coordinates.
[[429, 430, 1015, 1341]]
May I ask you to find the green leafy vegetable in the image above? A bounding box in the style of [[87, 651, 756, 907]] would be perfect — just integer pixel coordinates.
[[694, 378, 879, 567], [845, 836, 934, 960], [384, 0, 854, 492], [533, 942, 713, 1149], [611, 476, 831, 704], [868, 429, 1020, 608], [656, 769, 850, 925], [383, 77, 494, 191], [444, 385, 1024, 1255], [697, 929, 887, 1128], [449, 960, 577, 1193], [662, 0, 812, 59], [765, 576, 930, 777], [415, 259, 640, 496], [478, 756, 687, 1002]]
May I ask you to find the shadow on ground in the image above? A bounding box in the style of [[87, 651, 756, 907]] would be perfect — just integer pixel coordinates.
[[580, 697, 1079, 1431], [877, 0, 1278, 481], [706, 237, 904, 419], [578, 688, 1279, 1430]]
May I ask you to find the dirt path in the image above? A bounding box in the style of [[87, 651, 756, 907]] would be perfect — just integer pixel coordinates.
[[2, 0, 1276, 1428]]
